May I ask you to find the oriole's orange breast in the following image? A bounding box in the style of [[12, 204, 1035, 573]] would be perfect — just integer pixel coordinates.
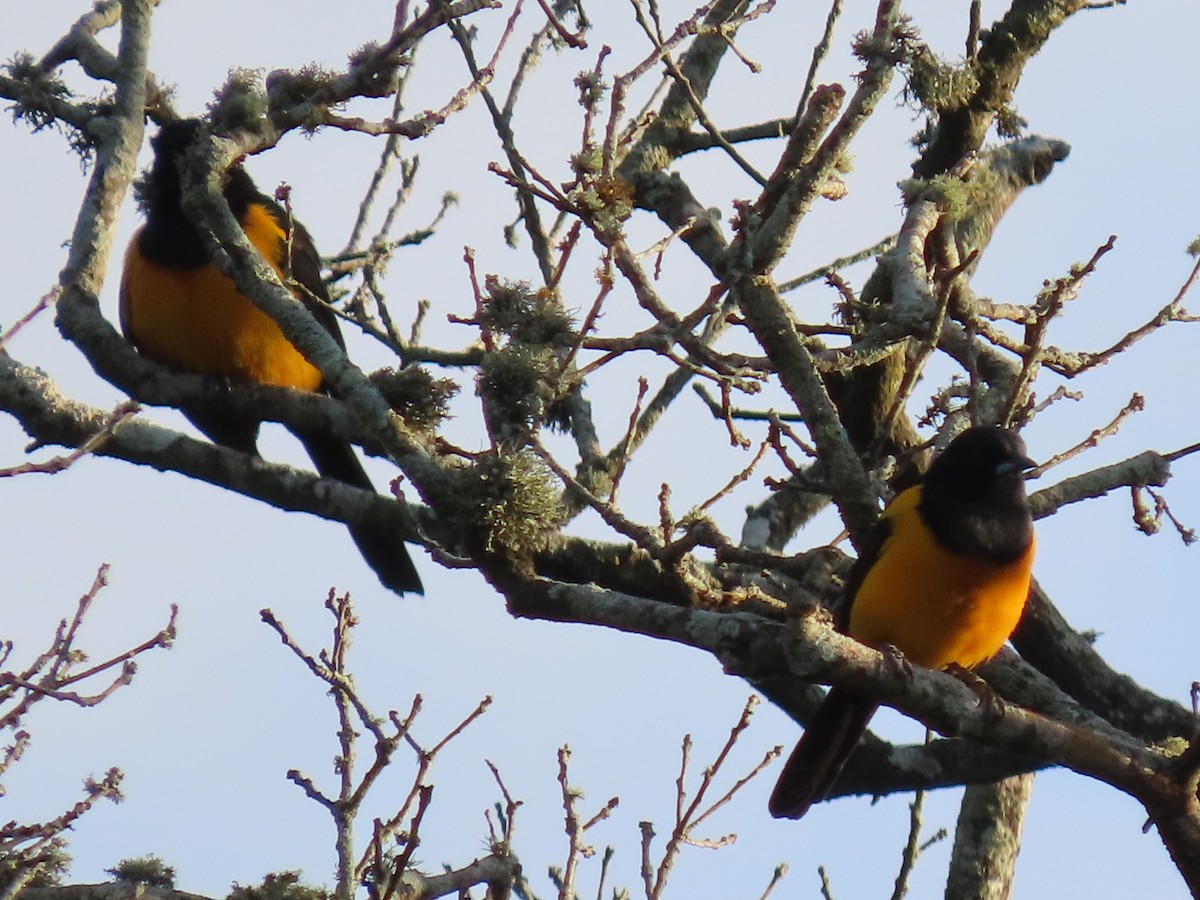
[[847, 486, 1035, 670], [119, 204, 323, 392]]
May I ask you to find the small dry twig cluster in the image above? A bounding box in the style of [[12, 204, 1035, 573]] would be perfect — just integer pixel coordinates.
[[0, 566, 175, 897], [262, 592, 508, 900]]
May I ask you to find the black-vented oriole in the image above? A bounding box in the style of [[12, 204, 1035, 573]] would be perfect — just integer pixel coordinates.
[[769, 425, 1036, 819], [120, 119, 423, 595]]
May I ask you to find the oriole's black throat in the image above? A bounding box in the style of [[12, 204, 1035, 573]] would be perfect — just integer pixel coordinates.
[[120, 119, 423, 595], [769, 426, 1035, 819]]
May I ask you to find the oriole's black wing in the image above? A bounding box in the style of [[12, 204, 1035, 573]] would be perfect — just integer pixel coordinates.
[[768, 515, 891, 819], [230, 171, 425, 596]]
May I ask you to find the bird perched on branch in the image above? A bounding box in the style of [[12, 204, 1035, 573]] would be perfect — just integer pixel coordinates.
[[120, 118, 423, 595], [769, 425, 1036, 819]]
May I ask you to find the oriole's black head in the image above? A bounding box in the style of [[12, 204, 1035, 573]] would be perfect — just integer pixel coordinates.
[[143, 118, 205, 213], [150, 118, 204, 162], [138, 118, 265, 268], [918, 425, 1036, 563]]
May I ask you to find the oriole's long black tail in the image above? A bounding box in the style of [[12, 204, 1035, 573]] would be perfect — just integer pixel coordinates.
[[186, 409, 261, 457], [296, 429, 424, 595], [768, 686, 878, 819]]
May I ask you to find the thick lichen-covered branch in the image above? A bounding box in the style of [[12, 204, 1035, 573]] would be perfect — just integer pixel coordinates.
[[914, 0, 1090, 177]]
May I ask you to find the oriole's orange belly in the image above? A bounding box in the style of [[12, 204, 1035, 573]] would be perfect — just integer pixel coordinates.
[[120, 231, 323, 392], [848, 489, 1035, 670]]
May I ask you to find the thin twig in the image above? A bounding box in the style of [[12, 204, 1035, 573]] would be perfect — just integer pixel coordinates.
[[0, 401, 138, 478], [796, 0, 844, 120], [0, 287, 58, 347], [1027, 394, 1144, 478], [777, 233, 897, 293]]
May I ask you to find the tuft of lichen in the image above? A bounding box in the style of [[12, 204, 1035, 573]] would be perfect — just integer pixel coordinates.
[[348, 42, 382, 70], [369, 366, 458, 433], [106, 856, 176, 888], [292, 64, 338, 97], [635, 143, 672, 176], [473, 279, 578, 436], [3, 52, 99, 159], [994, 104, 1027, 140], [479, 280, 575, 347], [852, 15, 917, 68], [4, 52, 71, 132], [227, 871, 330, 900], [569, 144, 603, 178], [565, 144, 636, 234], [344, 41, 399, 99], [573, 69, 607, 111], [1150, 735, 1190, 758], [207, 68, 269, 133], [900, 164, 1000, 223], [0, 844, 70, 888], [264, 64, 339, 124], [905, 46, 980, 113], [567, 175, 634, 236], [438, 450, 565, 558], [479, 344, 562, 433]]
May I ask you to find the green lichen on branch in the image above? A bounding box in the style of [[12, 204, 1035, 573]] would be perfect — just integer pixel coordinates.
[[993, 104, 1028, 140], [479, 344, 564, 433], [904, 45, 1026, 149], [263, 64, 339, 119], [906, 46, 980, 114], [438, 450, 565, 559], [478, 279, 575, 347], [105, 855, 176, 888], [573, 69, 606, 113], [851, 13, 918, 68], [568, 145, 635, 235], [0, 846, 69, 891], [476, 279, 578, 435], [3, 51, 99, 157], [369, 366, 458, 433], [4, 52, 72, 131], [227, 871, 330, 900], [343, 40, 403, 99], [899, 165, 999, 221], [915, 0, 1086, 177], [207, 67, 269, 134]]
